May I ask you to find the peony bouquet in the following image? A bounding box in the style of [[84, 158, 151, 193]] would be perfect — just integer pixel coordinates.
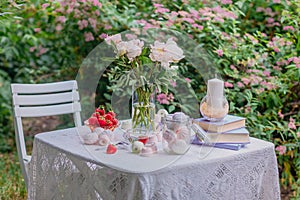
[[105, 33, 185, 131]]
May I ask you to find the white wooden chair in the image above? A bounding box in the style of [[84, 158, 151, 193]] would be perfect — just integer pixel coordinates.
[[11, 80, 82, 190]]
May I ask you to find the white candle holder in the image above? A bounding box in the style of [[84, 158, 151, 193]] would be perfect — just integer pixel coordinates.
[[199, 95, 229, 121]]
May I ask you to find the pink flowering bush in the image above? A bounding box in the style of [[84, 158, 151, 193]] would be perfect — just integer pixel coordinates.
[[0, 0, 300, 198]]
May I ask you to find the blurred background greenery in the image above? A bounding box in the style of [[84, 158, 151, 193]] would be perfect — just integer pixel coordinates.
[[0, 0, 299, 199]]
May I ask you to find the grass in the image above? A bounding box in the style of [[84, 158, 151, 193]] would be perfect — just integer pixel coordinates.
[[0, 151, 27, 200]]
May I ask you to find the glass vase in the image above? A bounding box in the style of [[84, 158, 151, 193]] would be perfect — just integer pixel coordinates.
[[131, 86, 156, 134], [199, 95, 229, 121], [161, 113, 191, 155]]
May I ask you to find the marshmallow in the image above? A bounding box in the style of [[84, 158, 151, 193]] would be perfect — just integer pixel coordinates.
[[145, 142, 158, 153], [82, 132, 98, 145], [156, 109, 168, 122], [77, 126, 92, 135], [163, 129, 176, 143], [172, 112, 188, 121], [170, 139, 189, 154], [94, 127, 105, 135], [175, 125, 190, 140], [98, 134, 110, 146], [156, 131, 162, 142], [140, 147, 154, 156], [132, 141, 144, 153], [147, 135, 158, 144]]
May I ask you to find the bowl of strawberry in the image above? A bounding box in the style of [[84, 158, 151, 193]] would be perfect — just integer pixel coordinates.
[[85, 106, 119, 131]]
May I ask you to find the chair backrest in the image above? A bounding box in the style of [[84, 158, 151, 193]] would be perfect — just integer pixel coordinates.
[[11, 80, 82, 188]]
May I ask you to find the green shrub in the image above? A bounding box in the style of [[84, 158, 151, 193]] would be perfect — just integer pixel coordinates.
[[0, 0, 299, 198]]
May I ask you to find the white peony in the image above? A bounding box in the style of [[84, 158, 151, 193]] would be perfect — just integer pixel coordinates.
[[105, 33, 122, 45], [150, 38, 184, 68], [126, 39, 144, 61], [115, 39, 144, 61], [116, 41, 128, 56]]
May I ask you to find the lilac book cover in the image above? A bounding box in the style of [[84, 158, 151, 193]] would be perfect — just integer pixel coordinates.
[[191, 136, 246, 151]]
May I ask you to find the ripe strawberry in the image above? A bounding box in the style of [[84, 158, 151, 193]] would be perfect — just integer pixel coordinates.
[[111, 118, 118, 126], [88, 117, 99, 126], [105, 114, 113, 121], [106, 144, 117, 154], [96, 105, 105, 116], [106, 120, 113, 127], [92, 113, 97, 117], [95, 113, 101, 119], [98, 118, 107, 127], [107, 111, 116, 118]]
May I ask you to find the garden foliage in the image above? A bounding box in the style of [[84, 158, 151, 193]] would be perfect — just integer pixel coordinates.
[[0, 0, 299, 198]]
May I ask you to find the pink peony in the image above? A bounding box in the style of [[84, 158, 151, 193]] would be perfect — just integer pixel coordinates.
[[93, 0, 102, 8], [288, 118, 296, 129], [185, 78, 191, 83], [34, 28, 41, 33], [88, 18, 97, 29], [230, 65, 237, 70], [237, 82, 244, 88], [182, 18, 195, 24], [216, 49, 223, 57], [155, 7, 170, 14], [241, 77, 250, 85], [29, 46, 36, 52], [221, 0, 233, 4], [192, 24, 204, 31], [273, 47, 280, 53], [267, 17, 275, 24], [275, 145, 286, 155], [55, 24, 63, 32], [56, 16, 66, 23], [170, 80, 177, 87], [278, 111, 284, 119], [297, 132, 300, 138], [293, 57, 300, 63], [224, 81, 233, 88], [104, 24, 112, 30], [42, 3, 49, 9], [36, 46, 48, 57], [84, 32, 94, 42], [99, 33, 108, 39], [167, 93, 174, 101], [156, 93, 170, 105], [263, 70, 271, 77], [77, 20, 89, 30], [283, 26, 295, 31]]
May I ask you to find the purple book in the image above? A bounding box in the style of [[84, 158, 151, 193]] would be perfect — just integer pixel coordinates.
[[191, 136, 246, 151]]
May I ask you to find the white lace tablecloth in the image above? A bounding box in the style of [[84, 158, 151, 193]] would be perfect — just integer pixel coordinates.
[[28, 127, 280, 200]]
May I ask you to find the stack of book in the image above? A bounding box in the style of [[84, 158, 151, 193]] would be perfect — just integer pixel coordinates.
[[192, 115, 250, 150]]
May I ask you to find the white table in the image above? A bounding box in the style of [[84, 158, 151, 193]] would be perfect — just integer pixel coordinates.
[[27, 127, 281, 200]]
